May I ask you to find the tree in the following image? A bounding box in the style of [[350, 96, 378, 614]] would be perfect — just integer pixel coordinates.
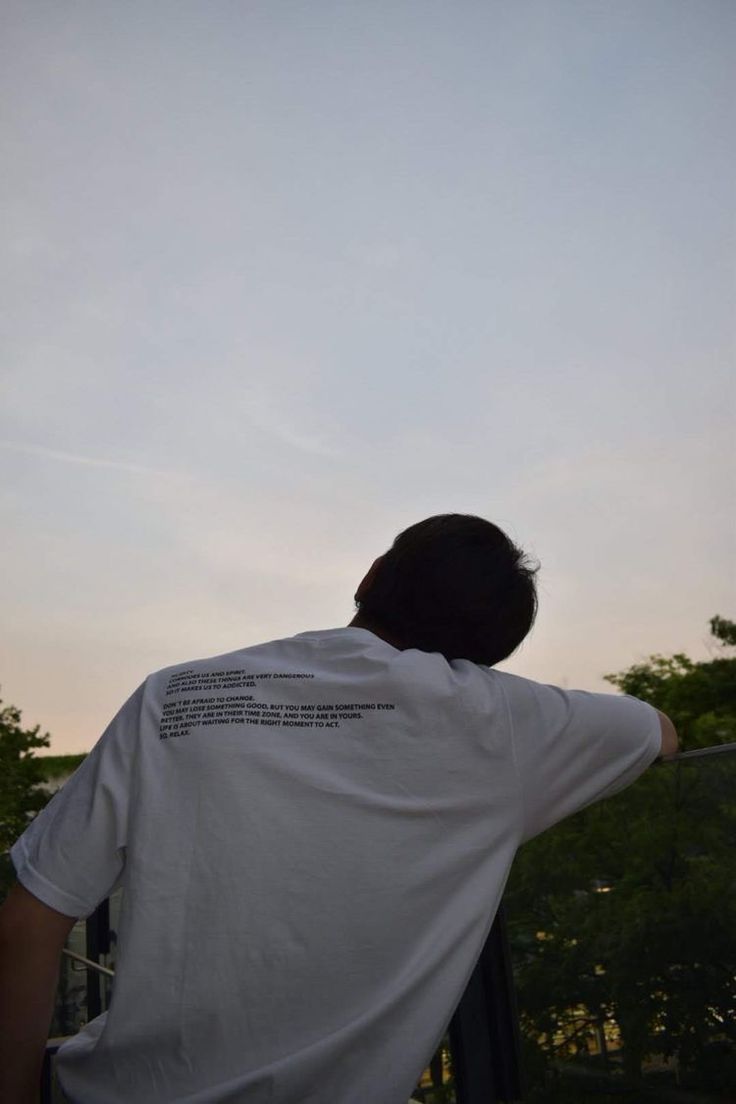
[[0, 693, 51, 900], [603, 617, 736, 752], [505, 617, 736, 1096], [710, 615, 736, 648]]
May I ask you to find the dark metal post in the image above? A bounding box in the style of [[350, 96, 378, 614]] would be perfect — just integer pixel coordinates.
[[449, 902, 524, 1103], [85, 898, 110, 1020]]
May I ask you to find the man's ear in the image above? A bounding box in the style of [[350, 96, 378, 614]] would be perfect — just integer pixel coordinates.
[[355, 556, 384, 603]]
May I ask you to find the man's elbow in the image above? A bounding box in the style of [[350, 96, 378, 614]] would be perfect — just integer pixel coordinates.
[[657, 710, 679, 758]]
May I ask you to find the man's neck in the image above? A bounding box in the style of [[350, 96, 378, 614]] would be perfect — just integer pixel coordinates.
[[348, 614, 404, 651]]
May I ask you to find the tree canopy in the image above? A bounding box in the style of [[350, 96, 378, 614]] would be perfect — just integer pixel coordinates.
[[0, 696, 51, 848], [0, 693, 51, 898], [506, 617, 736, 1098]]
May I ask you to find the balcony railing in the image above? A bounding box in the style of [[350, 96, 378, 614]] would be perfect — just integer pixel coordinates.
[[43, 742, 736, 1103]]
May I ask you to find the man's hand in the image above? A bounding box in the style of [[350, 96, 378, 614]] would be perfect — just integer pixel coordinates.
[[0, 881, 77, 1104]]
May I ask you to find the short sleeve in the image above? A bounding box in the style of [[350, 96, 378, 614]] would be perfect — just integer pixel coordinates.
[[497, 673, 663, 843], [9, 682, 144, 918]]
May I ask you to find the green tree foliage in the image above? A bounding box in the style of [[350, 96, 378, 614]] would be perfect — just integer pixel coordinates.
[[604, 617, 736, 752], [37, 754, 87, 781], [710, 615, 736, 647], [0, 694, 51, 899], [506, 618, 736, 1097]]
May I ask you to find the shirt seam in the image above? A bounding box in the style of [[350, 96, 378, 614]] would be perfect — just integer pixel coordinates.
[[10, 836, 92, 918]]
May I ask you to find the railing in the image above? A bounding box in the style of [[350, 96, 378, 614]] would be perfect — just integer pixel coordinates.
[[44, 743, 736, 1103], [61, 949, 115, 977], [663, 741, 736, 760]]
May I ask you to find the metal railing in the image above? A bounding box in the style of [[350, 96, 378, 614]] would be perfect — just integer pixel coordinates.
[[61, 948, 114, 977], [662, 740, 736, 761]]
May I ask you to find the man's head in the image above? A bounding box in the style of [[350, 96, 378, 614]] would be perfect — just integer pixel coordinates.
[[352, 514, 538, 666]]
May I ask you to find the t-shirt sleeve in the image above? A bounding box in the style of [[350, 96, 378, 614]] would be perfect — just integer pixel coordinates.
[[497, 673, 663, 843], [9, 682, 144, 918]]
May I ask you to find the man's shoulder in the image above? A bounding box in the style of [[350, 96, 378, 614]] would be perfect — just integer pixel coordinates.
[[144, 631, 318, 688], [143, 641, 275, 689]]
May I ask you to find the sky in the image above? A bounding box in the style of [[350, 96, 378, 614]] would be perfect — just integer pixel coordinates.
[[1, 1, 734, 755]]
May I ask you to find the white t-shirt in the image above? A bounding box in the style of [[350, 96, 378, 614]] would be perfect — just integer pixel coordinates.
[[11, 627, 661, 1104]]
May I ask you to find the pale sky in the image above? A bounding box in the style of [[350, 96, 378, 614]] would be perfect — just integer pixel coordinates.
[[1, 1, 734, 755]]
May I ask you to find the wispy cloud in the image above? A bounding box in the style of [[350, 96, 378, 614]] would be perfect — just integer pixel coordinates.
[[243, 389, 341, 459], [0, 440, 175, 478]]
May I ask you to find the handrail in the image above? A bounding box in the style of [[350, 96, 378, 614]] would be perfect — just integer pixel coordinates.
[[61, 947, 115, 978], [662, 740, 736, 762]]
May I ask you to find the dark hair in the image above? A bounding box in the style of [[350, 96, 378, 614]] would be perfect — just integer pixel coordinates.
[[355, 514, 539, 666]]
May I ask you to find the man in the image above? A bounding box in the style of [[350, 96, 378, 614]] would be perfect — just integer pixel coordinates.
[[0, 514, 677, 1103]]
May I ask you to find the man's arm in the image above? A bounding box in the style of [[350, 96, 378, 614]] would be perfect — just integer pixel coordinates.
[[0, 881, 77, 1104], [656, 709, 679, 758]]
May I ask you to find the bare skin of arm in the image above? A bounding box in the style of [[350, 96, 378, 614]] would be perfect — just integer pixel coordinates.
[[0, 882, 77, 1104], [657, 709, 679, 758]]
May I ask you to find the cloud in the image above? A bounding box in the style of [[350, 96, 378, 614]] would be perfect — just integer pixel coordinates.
[[242, 386, 341, 459], [0, 440, 176, 478]]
